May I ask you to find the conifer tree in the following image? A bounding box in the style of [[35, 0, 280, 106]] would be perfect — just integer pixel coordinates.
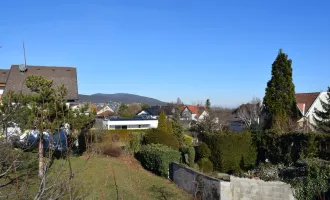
[[313, 87, 330, 133], [172, 106, 185, 145], [205, 99, 211, 112], [167, 120, 174, 134], [157, 110, 167, 133], [263, 49, 298, 129]]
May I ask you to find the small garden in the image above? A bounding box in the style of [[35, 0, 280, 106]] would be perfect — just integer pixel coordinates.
[[91, 103, 330, 200]]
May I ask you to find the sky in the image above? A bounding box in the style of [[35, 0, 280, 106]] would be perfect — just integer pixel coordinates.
[[0, 0, 329, 107]]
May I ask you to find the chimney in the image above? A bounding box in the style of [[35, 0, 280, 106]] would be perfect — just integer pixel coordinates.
[[302, 103, 306, 116]]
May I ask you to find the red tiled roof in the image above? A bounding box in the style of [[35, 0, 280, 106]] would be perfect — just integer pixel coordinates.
[[295, 93, 320, 114], [186, 105, 206, 115], [179, 105, 186, 111]]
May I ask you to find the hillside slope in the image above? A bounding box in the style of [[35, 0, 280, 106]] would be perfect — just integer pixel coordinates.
[[79, 93, 166, 105]]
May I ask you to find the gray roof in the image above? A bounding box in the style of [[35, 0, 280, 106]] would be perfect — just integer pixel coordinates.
[[138, 105, 175, 116], [3, 65, 78, 100], [0, 69, 9, 84]]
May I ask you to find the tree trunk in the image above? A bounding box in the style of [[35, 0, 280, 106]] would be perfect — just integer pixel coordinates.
[[38, 132, 44, 178]]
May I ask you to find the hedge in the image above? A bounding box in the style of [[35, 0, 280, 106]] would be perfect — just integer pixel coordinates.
[[197, 158, 213, 173], [180, 146, 195, 167], [183, 134, 193, 146], [144, 129, 179, 150], [253, 132, 330, 164], [196, 142, 211, 160], [90, 129, 147, 144], [205, 132, 257, 173], [138, 144, 180, 177]]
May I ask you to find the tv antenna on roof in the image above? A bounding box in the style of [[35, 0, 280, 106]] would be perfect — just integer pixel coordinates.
[[19, 41, 27, 72]]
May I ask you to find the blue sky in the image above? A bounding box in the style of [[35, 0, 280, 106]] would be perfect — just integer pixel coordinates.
[[0, 0, 329, 107]]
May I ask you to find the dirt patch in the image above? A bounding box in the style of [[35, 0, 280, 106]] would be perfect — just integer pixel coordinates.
[[118, 154, 144, 171]]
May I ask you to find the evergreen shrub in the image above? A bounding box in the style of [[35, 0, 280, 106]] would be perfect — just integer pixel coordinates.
[[205, 131, 257, 173], [145, 129, 179, 150], [138, 144, 180, 177]]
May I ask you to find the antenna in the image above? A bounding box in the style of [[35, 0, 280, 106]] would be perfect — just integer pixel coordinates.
[[19, 41, 27, 72], [23, 41, 27, 68]]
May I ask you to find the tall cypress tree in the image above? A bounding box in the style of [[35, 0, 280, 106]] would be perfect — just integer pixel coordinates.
[[313, 87, 330, 133], [263, 49, 298, 129], [157, 110, 167, 133], [172, 106, 185, 145], [167, 120, 174, 134], [205, 99, 211, 112]]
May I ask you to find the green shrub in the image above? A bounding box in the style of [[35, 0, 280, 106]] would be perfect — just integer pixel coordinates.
[[183, 134, 193, 146], [180, 146, 195, 167], [91, 129, 148, 144], [285, 159, 330, 200], [145, 129, 179, 150], [126, 133, 144, 154], [196, 142, 211, 159], [187, 147, 195, 167], [138, 144, 180, 177], [197, 158, 213, 173], [205, 131, 257, 173], [253, 132, 329, 165]]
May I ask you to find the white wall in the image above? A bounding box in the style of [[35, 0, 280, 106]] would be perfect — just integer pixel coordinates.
[[104, 119, 158, 130], [0, 86, 4, 95], [196, 111, 208, 121], [0, 86, 5, 102], [306, 92, 328, 126]]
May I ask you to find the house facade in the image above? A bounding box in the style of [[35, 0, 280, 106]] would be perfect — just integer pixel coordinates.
[[102, 117, 158, 130], [296, 92, 328, 130], [181, 105, 208, 121], [96, 105, 114, 115]]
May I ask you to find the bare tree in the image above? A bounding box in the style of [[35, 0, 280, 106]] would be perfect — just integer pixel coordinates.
[[191, 106, 234, 135], [234, 97, 263, 128]]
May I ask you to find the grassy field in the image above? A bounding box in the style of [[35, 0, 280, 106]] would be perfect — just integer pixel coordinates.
[[49, 154, 191, 200]]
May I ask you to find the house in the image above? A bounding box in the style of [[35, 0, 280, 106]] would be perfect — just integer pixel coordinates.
[[181, 105, 208, 121], [136, 105, 175, 119], [96, 105, 114, 115], [2, 64, 78, 105], [102, 116, 158, 130], [1, 64, 78, 137], [228, 116, 245, 132], [296, 92, 328, 130], [95, 110, 117, 119]]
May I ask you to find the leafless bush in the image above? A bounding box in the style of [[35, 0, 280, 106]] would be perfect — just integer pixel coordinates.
[[112, 133, 120, 142], [103, 144, 122, 157]]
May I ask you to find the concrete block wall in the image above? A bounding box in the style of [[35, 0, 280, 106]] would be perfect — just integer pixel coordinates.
[[170, 163, 295, 200], [229, 176, 294, 200]]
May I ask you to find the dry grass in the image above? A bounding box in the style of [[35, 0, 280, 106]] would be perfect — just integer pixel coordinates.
[[51, 154, 191, 200]]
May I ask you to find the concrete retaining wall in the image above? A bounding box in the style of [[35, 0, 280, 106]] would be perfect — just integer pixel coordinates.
[[170, 163, 295, 200]]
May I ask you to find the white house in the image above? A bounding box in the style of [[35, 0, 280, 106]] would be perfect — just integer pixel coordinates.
[[96, 105, 114, 115], [181, 105, 208, 121], [103, 117, 158, 130], [296, 92, 328, 130]]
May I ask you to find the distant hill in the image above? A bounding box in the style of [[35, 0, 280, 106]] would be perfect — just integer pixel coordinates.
[[78, 93, 167, 105]]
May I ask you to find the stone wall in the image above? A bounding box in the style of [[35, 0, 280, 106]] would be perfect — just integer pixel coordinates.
[[170, 163, 221, 200], [170, 163, 295, 200]]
